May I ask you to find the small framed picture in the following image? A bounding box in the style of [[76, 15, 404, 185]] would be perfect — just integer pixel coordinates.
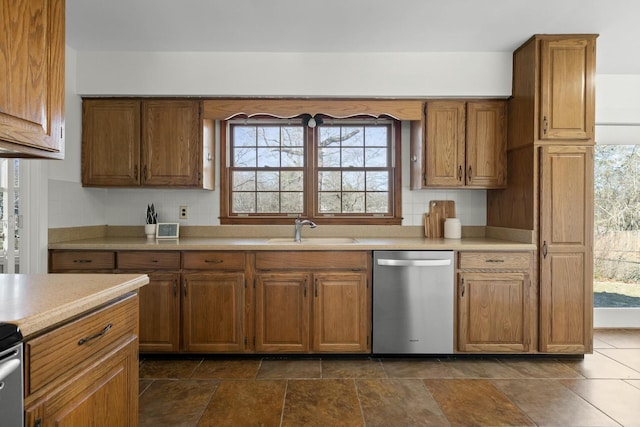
[[156, 223, 179, 239]]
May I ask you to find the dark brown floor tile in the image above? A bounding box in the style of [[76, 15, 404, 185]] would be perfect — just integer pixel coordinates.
[[424, 379, 534, 426], [356, 379, 448, 427], [139, 379, 218, 427], [191, 359, 261, 379], [257, 359, 321, 379], [139, 379, 153, 396], [594, 329, 640, 348], [437, 358, 525, 379], [197, 380, 286, 427], [322, 359, 387, 378], [498, 358, 585, 379], [139, 358, 202, 379], [494, 379, 618, 426], [597, 348, 640, 372], [282, 379, 363, 427], [562, 378, 640, 427], [562, 351, 640, 379], [382, 359, 451, 378]]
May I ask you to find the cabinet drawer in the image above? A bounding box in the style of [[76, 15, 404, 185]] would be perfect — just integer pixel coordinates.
[[256, 251, 368, 270], [26, 293, 138, 395], [118, 251, 181, 270], [459, 252, 531, 270], [50, 251, 115, 271], [183, 251, 245, 270]]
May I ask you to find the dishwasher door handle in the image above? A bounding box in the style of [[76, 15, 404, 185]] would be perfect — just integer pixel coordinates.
[[376, 259, 452, 267]]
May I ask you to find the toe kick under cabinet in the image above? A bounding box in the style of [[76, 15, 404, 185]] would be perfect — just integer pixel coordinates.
[[456, 251, 534, 353]]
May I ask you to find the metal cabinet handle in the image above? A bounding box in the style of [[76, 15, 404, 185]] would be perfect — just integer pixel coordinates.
[[543, 241, 548, 258], [204, 259, 223, 264], [73, 259, 93, 263], [543, 116, 548, 135], [315, 278, 318, 297], [143, 165, 148, 182], [458, 165, 463, 181], [461, 278, 465, 297], [78, 323, 112, 346], [303, 280, 307, 297], [486, 259, 505, 263], [468, 165, 472, 179], [183, 280, 188, 297]]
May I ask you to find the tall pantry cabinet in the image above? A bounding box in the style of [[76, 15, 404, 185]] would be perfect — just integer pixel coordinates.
[[487, 34, 597, 353]]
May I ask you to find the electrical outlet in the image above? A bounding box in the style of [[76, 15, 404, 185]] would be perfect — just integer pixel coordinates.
[[179, 205, 188, 219]]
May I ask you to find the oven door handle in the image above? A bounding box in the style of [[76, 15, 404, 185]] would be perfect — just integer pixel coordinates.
[[0, 358, 20, 382], [376, 259, 452, 267]]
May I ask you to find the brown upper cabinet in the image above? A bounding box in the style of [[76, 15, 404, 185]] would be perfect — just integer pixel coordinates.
[[0, 0, 65, 158], [510, 35, 597, 148], [411, 100, 506, 189], [82, 99, 214, 189]]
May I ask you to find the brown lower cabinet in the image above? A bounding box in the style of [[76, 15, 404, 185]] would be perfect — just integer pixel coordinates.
[[254, 251, 371, 354], [49, 249, 370, 354], [457, 251, 533, 353]]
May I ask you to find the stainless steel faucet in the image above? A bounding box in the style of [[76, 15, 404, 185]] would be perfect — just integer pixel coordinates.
[[294, 216, 317, 242]]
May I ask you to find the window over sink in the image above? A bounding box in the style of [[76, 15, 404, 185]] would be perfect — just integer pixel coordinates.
[[220, 116, 401, 225]]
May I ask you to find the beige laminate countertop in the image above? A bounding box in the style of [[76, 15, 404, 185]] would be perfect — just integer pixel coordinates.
[[48, 236, 536, 251], [0, 274, 149, 338]]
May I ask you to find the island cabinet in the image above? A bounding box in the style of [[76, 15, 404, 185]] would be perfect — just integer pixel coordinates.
[[254, 251, 371, 353], [82, 98, 214, 189], [24, 293, 139, 427], [456, 252, 533, 353], [0, 0, 65, 158], [117, 251, 181, 353], [410, 100, 506, 189], [182, 251, 247, 353]]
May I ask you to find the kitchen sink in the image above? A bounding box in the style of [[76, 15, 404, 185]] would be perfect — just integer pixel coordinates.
[[266, 237, 358, 244]]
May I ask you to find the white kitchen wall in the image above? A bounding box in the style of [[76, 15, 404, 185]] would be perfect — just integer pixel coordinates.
[[52, 51, 640, 229], [49, 49, 505, 228]]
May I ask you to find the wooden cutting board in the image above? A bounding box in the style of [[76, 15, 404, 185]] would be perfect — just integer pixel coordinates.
[[424, 200, 456, 238]]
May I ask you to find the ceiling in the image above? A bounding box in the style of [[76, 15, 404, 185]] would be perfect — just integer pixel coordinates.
[[66, 0, 640, 75]]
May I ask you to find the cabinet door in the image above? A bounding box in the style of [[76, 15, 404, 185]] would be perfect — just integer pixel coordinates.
[[539, 145, 593, 353], [313, 272, 369, 353], [539, 37, 596, 141], [82, 99, 141, 186], [255, 272, 311, 353], [458, 272, 530, 352], [0, 0, 65, 157], [182, 272, 245, 352], [27, 338, 138, 427], [139, 273, 181, 353], [142, 100, 201, 186], [466, 101, 507, 188], [424, 101, 466, 187]]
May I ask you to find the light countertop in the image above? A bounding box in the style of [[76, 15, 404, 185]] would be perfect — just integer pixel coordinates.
[[48, 236, 536, 251], [0, 274, 149, 338]]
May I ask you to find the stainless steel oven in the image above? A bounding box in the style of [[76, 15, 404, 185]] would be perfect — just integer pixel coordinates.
[[0, 323, 23, 427]]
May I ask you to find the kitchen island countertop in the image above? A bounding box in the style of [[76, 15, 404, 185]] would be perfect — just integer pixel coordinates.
[[0, 274, 149, 338]]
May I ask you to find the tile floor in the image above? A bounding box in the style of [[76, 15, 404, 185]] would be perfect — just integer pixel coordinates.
[[139, 329, 640, 426]]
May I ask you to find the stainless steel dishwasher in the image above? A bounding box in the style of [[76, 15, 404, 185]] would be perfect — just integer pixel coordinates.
[[373, 250, 454, 354]]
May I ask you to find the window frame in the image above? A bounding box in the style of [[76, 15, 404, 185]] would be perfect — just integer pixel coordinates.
[[220, 116, 402, 225]]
